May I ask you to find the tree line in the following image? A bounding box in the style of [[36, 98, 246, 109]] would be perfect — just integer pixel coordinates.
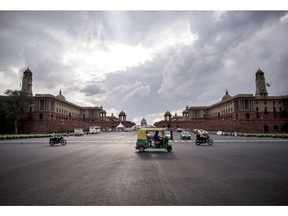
[[0, 90, 33, 134]]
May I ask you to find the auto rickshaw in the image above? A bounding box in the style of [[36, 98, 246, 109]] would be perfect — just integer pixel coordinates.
[[135, 128, 172, 152]]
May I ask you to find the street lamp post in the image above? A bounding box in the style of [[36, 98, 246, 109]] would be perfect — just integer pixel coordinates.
[[60, 119, 64, 133], [260, 116, 265, 133], [232, 118, 236, 136]]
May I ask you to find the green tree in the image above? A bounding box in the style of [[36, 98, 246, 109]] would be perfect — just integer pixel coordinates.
[[0, 90, 33, 134]]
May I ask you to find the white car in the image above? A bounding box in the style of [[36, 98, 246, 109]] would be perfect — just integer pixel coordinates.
[[164, 131, 172, 140], [180, 131, 191, 140], [216, 131, 224, 136]]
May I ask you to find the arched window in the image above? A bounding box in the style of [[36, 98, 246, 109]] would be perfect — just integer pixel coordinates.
[[39, 113, 43, 119]]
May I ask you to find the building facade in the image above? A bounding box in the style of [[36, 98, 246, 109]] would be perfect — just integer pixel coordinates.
[[155, 69, 288, 133], [20, 68, 135, 133]]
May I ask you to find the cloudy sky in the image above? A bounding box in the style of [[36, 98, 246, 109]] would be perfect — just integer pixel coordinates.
[[1, 9, 288, 125]]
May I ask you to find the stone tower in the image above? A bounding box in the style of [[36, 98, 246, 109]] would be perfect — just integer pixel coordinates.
[[119, 111, 126, 121], [21, 67, 33, 96], [141, 117, 147, 127], [255, 68, 268, 97]]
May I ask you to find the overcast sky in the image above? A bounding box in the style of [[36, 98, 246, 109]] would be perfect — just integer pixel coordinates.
[[1, 10, 288, 125]]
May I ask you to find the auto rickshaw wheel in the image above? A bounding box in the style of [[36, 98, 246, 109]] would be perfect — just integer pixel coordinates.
[[167, 146, 172, 152], [138, 146, 145, 152]]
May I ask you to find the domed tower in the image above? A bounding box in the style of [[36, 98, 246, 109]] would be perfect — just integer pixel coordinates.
[[164, 111, 172, 121], [221, 89, 232, 101], [119, 111, 126, 122], [21, 67, 33, 96], [56, 90, 66, 101], [255, 68, 268, 97], [141, 117, 147, 127], [182, 106, 189, 119]]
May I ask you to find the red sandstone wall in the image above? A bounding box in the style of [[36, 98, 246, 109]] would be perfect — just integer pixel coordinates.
[[154, 117, 288, 133], [22, 118, 135, 133]]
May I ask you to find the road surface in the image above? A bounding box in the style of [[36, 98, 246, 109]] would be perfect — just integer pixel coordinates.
[[1, 132, 288, 205]]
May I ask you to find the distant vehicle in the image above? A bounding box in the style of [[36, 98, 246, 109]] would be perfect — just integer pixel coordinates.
[[177, 128, 183, 132], [74, 128, 84, 136], [195, 133, 213, 145], [146, 131, 155, 139], [216, 131, 224, 136], [89, 126, 101, 134], [164, 131, 172, 140], [49, 135, 67, 146], [180, 131, 191, 140]]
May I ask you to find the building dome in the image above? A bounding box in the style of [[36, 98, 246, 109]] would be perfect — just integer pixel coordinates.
[[256, 68, 264, 75], [56, 90, 66, 101], [183, 109, 189, 113], [119, 111, 126, 116], [221, 89, 232, 101], [141, 118, 147, 127], [24, 67, 32, 74], [164, 111, 171, 116]]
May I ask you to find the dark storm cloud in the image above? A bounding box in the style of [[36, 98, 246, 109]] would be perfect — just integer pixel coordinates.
[[157, 11, 288, 107], [81, 81, 107, 96]]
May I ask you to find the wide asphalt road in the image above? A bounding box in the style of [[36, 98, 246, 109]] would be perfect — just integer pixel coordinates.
[[0, 132, 288, 206]]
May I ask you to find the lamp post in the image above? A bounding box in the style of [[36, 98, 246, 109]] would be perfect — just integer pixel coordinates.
[[60, 119, 64, 133], [260, 116, 265, 133], [232, 118, 236, 135]]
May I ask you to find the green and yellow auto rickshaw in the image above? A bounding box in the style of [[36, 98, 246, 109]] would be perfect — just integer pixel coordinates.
[[135, 128, 172, 152]]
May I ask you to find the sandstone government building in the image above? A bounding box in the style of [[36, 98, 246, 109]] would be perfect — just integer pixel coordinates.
[[155, 69, 288, 133], [20, 68, 135, 133], [18, 67, 288, 133]]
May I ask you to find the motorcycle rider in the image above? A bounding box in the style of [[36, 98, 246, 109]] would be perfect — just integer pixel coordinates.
[[198, 129, 206, 142], [51, 130, 60, 142]]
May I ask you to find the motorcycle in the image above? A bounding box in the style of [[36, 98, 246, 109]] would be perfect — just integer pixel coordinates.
[[49, 136, 67, 146], [195, 134, 213, 145]]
